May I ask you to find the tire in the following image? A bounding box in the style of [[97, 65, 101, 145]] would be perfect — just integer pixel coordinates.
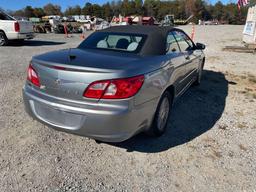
[[148, 91, 172, 137], [193, 61, 204, 86], [0, 31, 8, 46]]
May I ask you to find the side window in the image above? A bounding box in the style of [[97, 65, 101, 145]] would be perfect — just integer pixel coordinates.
[[166, 32, 180, 54], [172, 31, 194, 52], [0, 12, 14, 20], [0, 13, 6, 20]]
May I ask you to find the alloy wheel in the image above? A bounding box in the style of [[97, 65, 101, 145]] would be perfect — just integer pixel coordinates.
[[157, 97, 170, 131]]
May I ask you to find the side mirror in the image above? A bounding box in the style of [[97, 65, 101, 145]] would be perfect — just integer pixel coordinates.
[[196, 43, 206, 50]]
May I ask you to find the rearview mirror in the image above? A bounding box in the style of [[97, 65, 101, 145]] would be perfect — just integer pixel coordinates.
[[196, 43, 206, 50]]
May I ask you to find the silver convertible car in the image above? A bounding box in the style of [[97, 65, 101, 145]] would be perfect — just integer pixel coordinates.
[[23, 25, 205, 142]]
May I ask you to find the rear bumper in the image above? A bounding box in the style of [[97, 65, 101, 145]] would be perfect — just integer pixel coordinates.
[[6, 32, 34, 40], [18, 32, 34, 39], [23, 84, 157, 142]]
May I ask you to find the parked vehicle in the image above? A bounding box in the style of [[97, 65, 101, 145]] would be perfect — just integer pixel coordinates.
[[142, 17, 155, 25], [110, 15, 129, 26], [161, 15, 175, 26], [23, 26, 206, 142], [0, 10, 34, 46], [95, 21, 110, 31]]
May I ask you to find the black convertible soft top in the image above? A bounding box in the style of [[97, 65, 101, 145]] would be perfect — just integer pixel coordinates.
[[101, 25, 176, 56]]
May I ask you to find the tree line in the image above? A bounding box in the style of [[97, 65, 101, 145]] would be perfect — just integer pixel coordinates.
[[6, 0, 256, 24]]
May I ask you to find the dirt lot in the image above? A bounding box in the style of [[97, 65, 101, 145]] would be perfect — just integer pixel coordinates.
[[0, 25, 255, 192]]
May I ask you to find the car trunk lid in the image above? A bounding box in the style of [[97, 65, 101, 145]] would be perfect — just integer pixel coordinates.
[[31, 48, 142, 101]]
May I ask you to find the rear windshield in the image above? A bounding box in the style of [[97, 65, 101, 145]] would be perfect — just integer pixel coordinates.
[[78, 32, 147, 54]]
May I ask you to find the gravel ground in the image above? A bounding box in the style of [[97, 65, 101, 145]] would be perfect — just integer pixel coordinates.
[[0, 25, 255, 192]]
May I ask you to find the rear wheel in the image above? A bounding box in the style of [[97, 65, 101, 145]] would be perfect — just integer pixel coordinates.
[[148, 91, 172, 137], [0, 31, 8, 46]]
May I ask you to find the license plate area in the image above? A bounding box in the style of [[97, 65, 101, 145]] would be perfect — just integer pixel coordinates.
[[32, 101, 84, 130]]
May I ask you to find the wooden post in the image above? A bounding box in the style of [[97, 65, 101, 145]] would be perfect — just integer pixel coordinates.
[[191, 23, 195, 41], [64, 23, 68, 38]]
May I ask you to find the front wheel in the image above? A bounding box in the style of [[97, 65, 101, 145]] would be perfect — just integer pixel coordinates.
[[0, 31, 8, 46], [147, 91, 172, 137], [193, 61, 204, 86]]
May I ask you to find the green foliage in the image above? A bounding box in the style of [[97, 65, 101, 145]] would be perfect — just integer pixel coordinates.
[[33, 8, 45, 18], [64, 5, 81, 16], [11, 0, 252, 24], [24, 6, 34, 18], [43, 3, 62, 16]]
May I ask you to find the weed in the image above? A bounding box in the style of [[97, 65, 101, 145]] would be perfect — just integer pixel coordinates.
[[237, 123, 247, 129], [238, 144, 248, 151]]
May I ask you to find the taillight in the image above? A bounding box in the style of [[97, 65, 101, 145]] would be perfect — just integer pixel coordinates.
[[83, 75, 144, 99], [27, 64, 40, 87], [14, 22, 20, 32]]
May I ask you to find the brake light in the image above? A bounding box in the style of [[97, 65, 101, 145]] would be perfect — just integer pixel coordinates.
[[27, 64, 40, 87], [14, 22, 20, 32], [83, 75, 144, 99]]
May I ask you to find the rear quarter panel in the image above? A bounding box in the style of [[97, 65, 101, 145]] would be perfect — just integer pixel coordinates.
[[133, 55, 177, 106], [0, 20, 34, 39], [0, 20, 18, 39]]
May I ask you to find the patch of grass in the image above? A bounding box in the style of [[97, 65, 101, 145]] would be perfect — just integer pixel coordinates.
[[249, 78, 256, 84], [243, 92, 256, 100], [245, 87, 253, 92], [241, 75, 247, 80], [237, 123, 247, 129], [248, 74, 256, 84]]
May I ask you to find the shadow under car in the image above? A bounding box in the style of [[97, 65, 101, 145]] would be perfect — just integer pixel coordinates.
[[6, 40, 65, 47], [106, 70, 228, 153]]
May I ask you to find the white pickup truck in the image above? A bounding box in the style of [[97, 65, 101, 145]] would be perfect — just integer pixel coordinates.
[[0, 10, 34, 46]]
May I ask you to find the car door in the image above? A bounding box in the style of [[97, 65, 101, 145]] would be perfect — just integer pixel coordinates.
[[165, 31, 187, 95], [172, 30, 199, 87]]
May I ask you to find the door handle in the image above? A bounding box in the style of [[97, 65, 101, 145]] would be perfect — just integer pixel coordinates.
[[185, 55, 190, 60]]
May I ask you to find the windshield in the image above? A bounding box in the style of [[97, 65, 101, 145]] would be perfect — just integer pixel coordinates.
[[78, 32, 147, 54]]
